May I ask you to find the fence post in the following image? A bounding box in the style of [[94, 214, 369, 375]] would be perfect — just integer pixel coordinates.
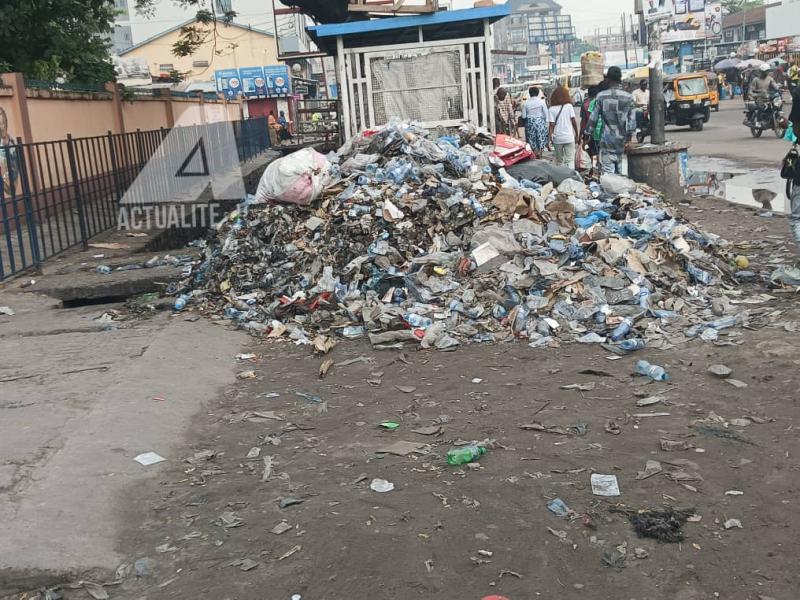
[[14, 138, 42, 269], [107, 131, 124, 203], [66, 134, 89, 249]]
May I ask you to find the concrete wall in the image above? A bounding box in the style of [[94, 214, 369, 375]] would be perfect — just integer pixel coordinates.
[[28, 96, 118, 141], [0, 73, 243, 144], [122, 99, 170, 132], [121, 23, 279, 83]]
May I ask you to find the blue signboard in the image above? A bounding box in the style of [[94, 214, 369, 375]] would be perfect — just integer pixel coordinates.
[[263, 65, 291, 97], [239, 66, 267, 97], [215, 68, 242, 99]]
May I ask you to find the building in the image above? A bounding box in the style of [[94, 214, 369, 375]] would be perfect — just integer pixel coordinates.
[[111, 0, 134, 54], [306, 5, 509, 138], [492, 0, 575, 83], [766, 0, 800, 40], [716, 3, 779, 57], [588, 26, 646, 69], [119, 18, 278, 82]]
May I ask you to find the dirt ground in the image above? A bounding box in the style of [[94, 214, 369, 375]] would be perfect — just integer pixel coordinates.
[[60, 196, 796, 600], [2, 194, 798, 600]]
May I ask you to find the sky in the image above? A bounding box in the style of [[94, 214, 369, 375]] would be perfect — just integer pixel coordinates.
[[128, 0, 635, 44]]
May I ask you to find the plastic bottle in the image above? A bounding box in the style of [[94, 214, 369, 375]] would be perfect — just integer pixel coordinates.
[[173, 294, 190, 312], [619, 338, 646, 352], [609, 317, 634, 342], [404, 313, 433, 329], [635, 360, 669, 382], [686, 264, 713, 285], [707, 314, 741, 330], [96, 265, 112, 275], [638, 288, 651, 308], [446, 445, 486, 466]]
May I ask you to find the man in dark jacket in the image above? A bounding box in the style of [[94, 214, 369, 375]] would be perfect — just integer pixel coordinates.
[[788, 85, 800, 246]]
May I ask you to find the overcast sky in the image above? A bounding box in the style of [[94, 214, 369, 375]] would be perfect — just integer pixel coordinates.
[[129, 0, 635, 44]]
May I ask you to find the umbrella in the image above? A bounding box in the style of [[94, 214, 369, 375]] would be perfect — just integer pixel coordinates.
[[769, 57, 788, 67], [737, 58, 767, 70], [713, 58, 741, 71]]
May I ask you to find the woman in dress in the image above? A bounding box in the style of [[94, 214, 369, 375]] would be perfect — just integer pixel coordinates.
[[522, 87, 549, 157], [547, 85, 579, 168]]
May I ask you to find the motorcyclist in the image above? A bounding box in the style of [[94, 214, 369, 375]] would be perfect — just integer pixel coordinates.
[[749, 64, 779, 102], [747, 64, 780, 126]]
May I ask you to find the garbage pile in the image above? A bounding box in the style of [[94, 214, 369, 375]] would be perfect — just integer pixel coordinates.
[[177, 121, 745, 352]]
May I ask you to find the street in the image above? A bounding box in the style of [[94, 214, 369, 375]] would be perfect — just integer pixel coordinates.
[[666, 96, 791, 168]]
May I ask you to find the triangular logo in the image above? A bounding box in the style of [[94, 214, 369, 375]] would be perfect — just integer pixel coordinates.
[[176, 138, 210, 178]]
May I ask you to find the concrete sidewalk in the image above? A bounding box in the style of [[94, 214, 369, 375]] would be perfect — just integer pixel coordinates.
[[0, 285, 245, 595]]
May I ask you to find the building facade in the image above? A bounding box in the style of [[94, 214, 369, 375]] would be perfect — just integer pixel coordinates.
[[111, 0, 134, 54], [492, 0, 574, 83], [119, 19, 278, 83]]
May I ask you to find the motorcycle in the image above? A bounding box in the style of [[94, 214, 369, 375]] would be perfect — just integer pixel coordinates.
[[744, 92, 787, 138]]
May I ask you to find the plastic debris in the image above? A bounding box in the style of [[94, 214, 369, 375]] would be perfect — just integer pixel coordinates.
[[546, 498, 571, 517], [590, 474, 620, 496], [168, 120, 743, 353], [370, 478, 395, 493], [707, 364, 732, 378], [133, 452, 166, 466], [628, 508, 693, 542]]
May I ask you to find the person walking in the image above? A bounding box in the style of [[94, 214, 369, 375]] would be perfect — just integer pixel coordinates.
[[547, 86, 578, 169], [495, 88, 516, 136], [585, 67, 636, 175], [788, 60, 799, 93], [522, 86, 549, 158], [787, 83, 800, 247]]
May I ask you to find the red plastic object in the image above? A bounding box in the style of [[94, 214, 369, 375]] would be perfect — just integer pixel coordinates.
[[490, 134, 533, 167]]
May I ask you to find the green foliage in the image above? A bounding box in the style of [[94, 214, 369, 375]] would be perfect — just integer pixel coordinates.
[[134, 0, 237, 58], [0, 0, 116, 83], [721, 0, 764, 14]]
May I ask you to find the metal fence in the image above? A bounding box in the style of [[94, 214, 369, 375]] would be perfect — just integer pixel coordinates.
[[0, 116, 270, 281]]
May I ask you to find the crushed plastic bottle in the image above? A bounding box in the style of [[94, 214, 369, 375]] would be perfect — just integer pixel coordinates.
[[446, 444, 486, 466], [609, 317, 634, 342], [619, 338, 646, 352], [173, 294, 190, 312], [635, 360, 669, 382], [404, 313, 432, 329]]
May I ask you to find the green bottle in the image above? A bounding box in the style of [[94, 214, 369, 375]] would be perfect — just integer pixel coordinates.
[[446, 445, 487, 466]]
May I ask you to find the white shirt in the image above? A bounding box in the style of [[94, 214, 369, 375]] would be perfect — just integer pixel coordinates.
[[522, 96, 548, 121], [548, 103, 576, 145], [633, 88, 650, 107]]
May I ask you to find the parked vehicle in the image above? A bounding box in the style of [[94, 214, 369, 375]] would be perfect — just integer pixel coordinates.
[[743, 91, 787, 138], [632, 72, 712, 140]]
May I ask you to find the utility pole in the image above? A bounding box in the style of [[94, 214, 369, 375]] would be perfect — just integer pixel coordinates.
[[629, 13, 639, 66], [648, 15, 665, 145], [622, 13, 629, 69]]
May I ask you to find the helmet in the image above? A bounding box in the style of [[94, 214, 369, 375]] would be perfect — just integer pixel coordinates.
[[759, 64, 770, 72]]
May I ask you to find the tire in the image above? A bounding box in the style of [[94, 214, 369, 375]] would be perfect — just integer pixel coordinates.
[[773, 114, 786, 138], [750, 126, 763, 138], [690, 119, 704, 132]]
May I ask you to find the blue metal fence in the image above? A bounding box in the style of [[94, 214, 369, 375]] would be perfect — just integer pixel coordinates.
[[0, 116, 270, 281]]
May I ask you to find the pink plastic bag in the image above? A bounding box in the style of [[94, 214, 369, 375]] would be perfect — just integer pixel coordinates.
[[255, 148, 332, 206]]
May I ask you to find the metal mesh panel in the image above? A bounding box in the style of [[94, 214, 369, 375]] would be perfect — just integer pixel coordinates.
[[370, 48, 464, 125]]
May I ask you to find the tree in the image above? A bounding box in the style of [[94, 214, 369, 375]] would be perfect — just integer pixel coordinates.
[[0, 0, 116, 83], [134, 0, 238, 58], [721, 0, 763, 14]]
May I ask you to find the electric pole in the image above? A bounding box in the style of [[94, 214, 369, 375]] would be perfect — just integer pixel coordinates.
[[648, 16, 665, 145], [622, 14, 629, 69]]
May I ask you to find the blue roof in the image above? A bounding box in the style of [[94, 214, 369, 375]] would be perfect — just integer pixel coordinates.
[[307, 5, 510, 40]]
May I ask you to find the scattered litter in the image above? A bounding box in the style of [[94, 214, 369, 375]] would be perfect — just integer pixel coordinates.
[[729, 418, 751, 427], [707, 364, 732, 379], [726, 379, 748, 388], [237, 370, 257, 380], [627, 508, 693, 542], [395, 385, 417, 393], [236, 353, 257, 360], [216, 511, 244, 528], [380, 421, 400, 430], [278, 497, 304, 509], [471, 378, 484, 384], [725, 490, 744, 496], [377, 441, 428, 456], [636, 460, 663, 480], [80, 582, 109, 600], [246, 447, 261, 459], [723, 518, 743, 530], [412, 425, 443, 436], [590, 474, 620, 497], [261, 455, 275, 481], [277, 545, 302, 561], [546, 498, 571, 517], [660, 439, 695, 452], [271, 521, 293, 535], [0, 306, 14, 316], [447, 444, 486, 466], [636, 395, 665, 407], [133, 452, 166, 466], [560, 382, 596, 392], [370, 478, 395, 493]]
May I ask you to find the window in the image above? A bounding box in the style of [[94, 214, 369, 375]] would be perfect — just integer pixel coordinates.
[[192, 60, 210, 68], [159, 63, 174, 71]]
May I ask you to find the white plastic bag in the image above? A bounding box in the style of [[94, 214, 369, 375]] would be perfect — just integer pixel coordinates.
[[255, 148, 332, 206]]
